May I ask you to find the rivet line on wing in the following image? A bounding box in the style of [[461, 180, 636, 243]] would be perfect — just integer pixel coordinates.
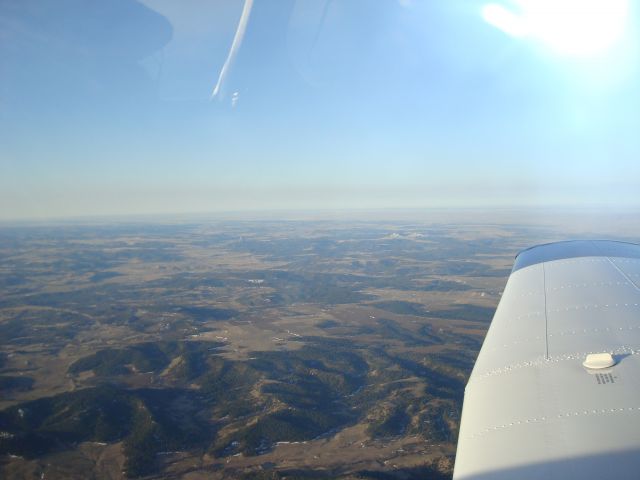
[[465, 406, 640, 440], [485, 324, 640, 352], [469, 347, 640, 383]]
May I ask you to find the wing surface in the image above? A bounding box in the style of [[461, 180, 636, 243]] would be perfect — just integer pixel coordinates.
[[454, 240, 640, 479]]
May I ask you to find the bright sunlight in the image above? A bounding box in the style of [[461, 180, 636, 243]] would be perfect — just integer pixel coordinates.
[[482, 0, 629, 57]]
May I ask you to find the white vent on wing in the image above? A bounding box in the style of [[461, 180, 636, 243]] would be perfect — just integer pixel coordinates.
[[583, 352, 616, 370]]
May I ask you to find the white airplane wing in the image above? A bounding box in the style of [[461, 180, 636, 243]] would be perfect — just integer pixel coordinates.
[[454, 240, 640, 479]]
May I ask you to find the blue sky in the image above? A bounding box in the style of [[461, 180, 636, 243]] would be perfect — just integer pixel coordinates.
[[1, 0, 639, 219]]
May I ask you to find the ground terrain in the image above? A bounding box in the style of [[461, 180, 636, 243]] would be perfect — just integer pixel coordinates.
[[1, 209, 637, 479]]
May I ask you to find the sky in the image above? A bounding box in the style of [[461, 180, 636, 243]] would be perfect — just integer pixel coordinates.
[[1, 0, 640, 220]]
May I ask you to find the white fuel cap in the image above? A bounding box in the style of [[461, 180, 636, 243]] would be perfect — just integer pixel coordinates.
[[583, 352, 616, 370]]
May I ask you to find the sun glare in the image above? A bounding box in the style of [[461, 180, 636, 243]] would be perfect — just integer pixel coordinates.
[[482, 0, 629, 57]]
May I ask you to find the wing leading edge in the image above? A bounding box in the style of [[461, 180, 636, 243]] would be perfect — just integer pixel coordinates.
[[454, 240, 640, 479]]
